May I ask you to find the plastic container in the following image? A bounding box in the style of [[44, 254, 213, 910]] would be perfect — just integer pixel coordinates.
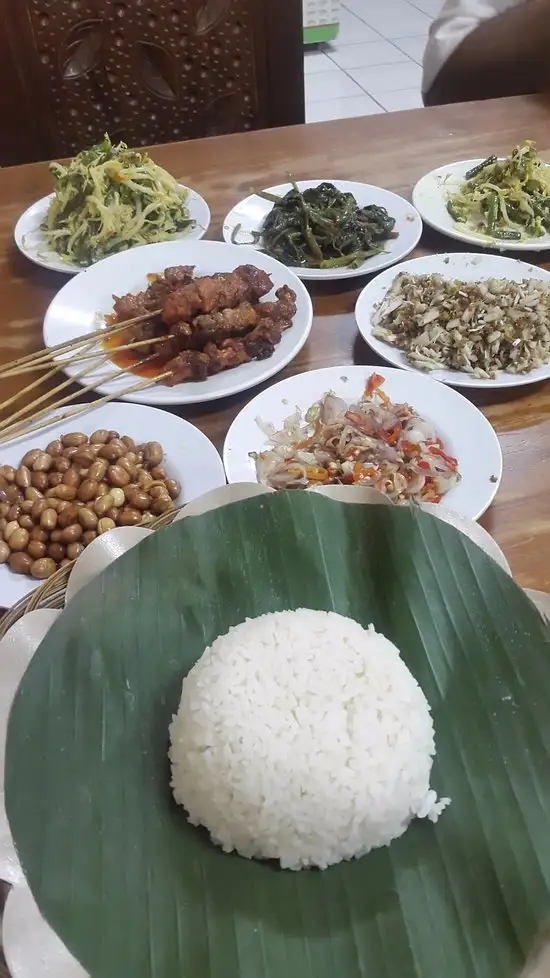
[[303, 0, 340, 43]]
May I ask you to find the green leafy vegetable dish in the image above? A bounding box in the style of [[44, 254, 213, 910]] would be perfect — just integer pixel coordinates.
[[42, 134, 195, 267], [447, 140, 550, 241], [249, 179, 397, 269]]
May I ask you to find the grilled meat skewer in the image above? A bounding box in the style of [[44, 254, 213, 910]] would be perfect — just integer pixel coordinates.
[[107, 264, 297, 386]]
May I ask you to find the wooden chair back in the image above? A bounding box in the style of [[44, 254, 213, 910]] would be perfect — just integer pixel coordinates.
[[0, 0, 304, 165]]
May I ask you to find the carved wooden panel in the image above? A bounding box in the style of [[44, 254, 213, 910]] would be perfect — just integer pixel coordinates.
[[0, 0, 304, 165]]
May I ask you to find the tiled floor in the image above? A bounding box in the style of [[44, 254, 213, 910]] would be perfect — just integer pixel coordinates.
[[305, 0, 443, 123]]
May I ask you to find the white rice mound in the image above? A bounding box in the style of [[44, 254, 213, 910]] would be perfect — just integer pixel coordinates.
[[169, 609, 449, 871]]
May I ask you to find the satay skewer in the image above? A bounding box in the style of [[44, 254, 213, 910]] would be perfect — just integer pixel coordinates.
[[0, 356, 114, 436], [0, 355, 167, 440], [0, 341, 100, 415], [0, 372, 172, 445], [1, 332, 171, 379], [0, 309, 161, 379]]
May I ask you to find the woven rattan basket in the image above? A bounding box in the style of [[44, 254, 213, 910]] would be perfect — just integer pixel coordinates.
[[0, 508, 179, 640]]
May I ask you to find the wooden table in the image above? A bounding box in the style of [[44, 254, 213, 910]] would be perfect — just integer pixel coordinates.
[[0, 94, 549, 593]]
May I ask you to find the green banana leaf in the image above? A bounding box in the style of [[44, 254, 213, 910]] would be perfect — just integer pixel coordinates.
[[5, 492, 550, 978]]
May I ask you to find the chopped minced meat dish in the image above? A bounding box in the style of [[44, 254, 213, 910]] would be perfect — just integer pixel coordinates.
[[371, 272, 550, 379], [252, 373, 460, 503]]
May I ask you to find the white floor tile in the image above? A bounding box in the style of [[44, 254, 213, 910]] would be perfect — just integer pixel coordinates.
[[306, 94, 385, 123], [304, 51, 340, 74], [334, 9, 382, 44], [348, 61, 422, 93], [407, 0, 443, 14], [374, 87, 424, 111], [305, 69, 365, 102], [328, 39, 409, 69], [392, 36, 428, 64], [302, 6, 433, 124], [343, 0, 432, 38]]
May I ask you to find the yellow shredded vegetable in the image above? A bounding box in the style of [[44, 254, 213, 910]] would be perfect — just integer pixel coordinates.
[[42, 134, 195, 266]]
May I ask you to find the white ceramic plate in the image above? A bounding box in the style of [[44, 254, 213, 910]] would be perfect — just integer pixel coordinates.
[[412, 159, 550, 251], [42, 239, 313, 406], [355, 252, 550, 389], [223, 180, 423, 281], [223, 365, 503, 521], [14, 187, 211, 275], [0, 402, 225, 608]]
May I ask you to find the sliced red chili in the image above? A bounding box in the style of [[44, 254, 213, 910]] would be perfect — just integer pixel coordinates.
[[382, 425, 401, 446], [365, 372, 385, 396], [429, 446, 458, 469]]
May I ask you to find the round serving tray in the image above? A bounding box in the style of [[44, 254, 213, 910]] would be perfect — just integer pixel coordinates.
[[0, 483, 548, 978]]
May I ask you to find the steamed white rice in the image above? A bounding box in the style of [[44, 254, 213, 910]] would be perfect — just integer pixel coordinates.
[[169, 609, 449, 870]]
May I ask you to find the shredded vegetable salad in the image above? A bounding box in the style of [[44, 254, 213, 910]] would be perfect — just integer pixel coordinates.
[[251, 373, 460, 502], [447, 140, 550, 241], [42, 134, 194, 267]]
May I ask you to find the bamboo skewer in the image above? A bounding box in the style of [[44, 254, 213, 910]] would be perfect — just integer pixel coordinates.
[[0, 325, 173, 443], [0, 309, 161, 379], [0, 373, 171, 445], [0, 360, 152, 441], [0, 340, 100, 415], [0, 341, 99, 379], [1, 333, 172, 378], [0, 361, 72, 413], [0, 299, 179, 443], [69, 334, 172, 364], [0, 353, 111, 436], [1, 344, 166, 440], [0, 339, 101, 379]]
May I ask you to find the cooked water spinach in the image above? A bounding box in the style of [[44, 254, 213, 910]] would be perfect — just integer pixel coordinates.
[[253, 179, 397, 269]]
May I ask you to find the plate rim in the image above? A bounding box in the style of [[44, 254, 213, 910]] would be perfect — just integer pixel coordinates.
[[42, 239, 314, 406], [222, 363, 503, 521], [0, 401, 226, 609], [222, 178, 423, 281], [14, 186, 212, 275], [354, 251, 550, 389], [412, 158, 550, 252]]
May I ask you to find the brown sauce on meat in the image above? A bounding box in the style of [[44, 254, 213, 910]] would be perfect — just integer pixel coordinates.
[[100, 266, 294, 385], [102, 330, 170, 380]]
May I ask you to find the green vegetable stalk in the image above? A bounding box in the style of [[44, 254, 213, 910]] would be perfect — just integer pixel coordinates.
[[446, 140, 550, 242], [253, 178, 397, 270]]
